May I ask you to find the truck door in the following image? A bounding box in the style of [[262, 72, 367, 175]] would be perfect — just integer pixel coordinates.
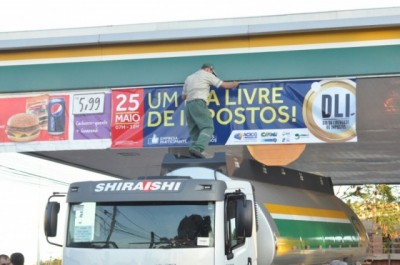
[[225, 193, 254, 265]]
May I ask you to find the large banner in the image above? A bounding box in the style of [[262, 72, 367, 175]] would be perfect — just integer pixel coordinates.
[[0, 79, 356, 152], [112, 79, 357, 148]]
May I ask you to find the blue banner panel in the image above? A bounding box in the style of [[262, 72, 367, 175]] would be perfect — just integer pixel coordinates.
[[139, 79, 357, 148]]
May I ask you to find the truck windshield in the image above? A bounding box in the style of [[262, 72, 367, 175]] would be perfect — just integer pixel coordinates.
[[66, 201, 215, 249]]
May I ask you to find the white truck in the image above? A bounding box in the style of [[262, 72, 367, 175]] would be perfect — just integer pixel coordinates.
[[44, 153, 368, 265]]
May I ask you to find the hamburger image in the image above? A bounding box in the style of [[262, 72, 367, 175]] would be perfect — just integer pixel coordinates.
[[5, 113, 41, 142]]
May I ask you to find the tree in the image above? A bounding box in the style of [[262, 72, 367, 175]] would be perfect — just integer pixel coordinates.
[[339, 184, 400, 238]]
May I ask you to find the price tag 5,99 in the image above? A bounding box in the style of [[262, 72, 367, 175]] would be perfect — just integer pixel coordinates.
[[73, 93, 105, 115]]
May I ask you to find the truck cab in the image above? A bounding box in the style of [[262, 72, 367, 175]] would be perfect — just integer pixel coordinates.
[[45, 154, 256, 265]]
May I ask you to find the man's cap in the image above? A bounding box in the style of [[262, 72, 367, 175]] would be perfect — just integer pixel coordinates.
[[201, 63, 217, 76]]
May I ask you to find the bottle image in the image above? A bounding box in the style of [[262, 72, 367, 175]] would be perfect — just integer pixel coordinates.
[[48, 97, 65, 135]]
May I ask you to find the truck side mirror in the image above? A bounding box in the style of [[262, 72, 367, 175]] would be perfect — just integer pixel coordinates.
[[236, 199, 253, 238], [44, 201, 60, 237]]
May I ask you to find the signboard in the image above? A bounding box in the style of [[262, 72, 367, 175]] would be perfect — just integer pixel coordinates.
[[112, 79, 356, 148], [0, 94, 70, 143], [111, 88, 144, 148], [0, 90, 111, 152], [0, 79, 356, 152], [73, 92, 111, 140]]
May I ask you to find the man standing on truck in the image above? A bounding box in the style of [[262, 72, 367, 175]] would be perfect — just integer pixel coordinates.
[[182, 63, 239, 158]]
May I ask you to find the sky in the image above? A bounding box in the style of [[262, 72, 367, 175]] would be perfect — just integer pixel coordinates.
[[0, 153, 116, 265], [1, 0, 400, 264], [1, 0, 400, 33]]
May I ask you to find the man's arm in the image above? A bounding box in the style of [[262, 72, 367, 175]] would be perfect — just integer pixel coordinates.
[[182, 80, 188, 100], [220, 81, 239, 89]]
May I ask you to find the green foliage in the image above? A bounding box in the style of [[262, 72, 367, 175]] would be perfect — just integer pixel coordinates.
[[339, 184, 400, 238]]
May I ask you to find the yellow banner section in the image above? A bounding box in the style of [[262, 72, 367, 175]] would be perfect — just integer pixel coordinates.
[[264, 203, 347, 219], [1, 28, 399, 62]]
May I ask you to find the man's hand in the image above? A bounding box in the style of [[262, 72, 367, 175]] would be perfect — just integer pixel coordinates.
[[221, 81, 239, 89], [231, 81, 239, 88]]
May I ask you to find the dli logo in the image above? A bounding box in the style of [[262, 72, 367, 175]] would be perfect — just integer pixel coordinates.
[[303, 80, 356, 142]]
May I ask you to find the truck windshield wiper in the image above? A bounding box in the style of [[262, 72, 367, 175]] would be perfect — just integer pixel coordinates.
[[129, 240, 174, 249], [69, 241, 119, 249], [129, 239, 197, 249]]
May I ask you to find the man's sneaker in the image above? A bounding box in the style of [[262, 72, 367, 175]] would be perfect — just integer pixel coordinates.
[[201, 151, 212, 159], [189, 149, 206, 158]]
